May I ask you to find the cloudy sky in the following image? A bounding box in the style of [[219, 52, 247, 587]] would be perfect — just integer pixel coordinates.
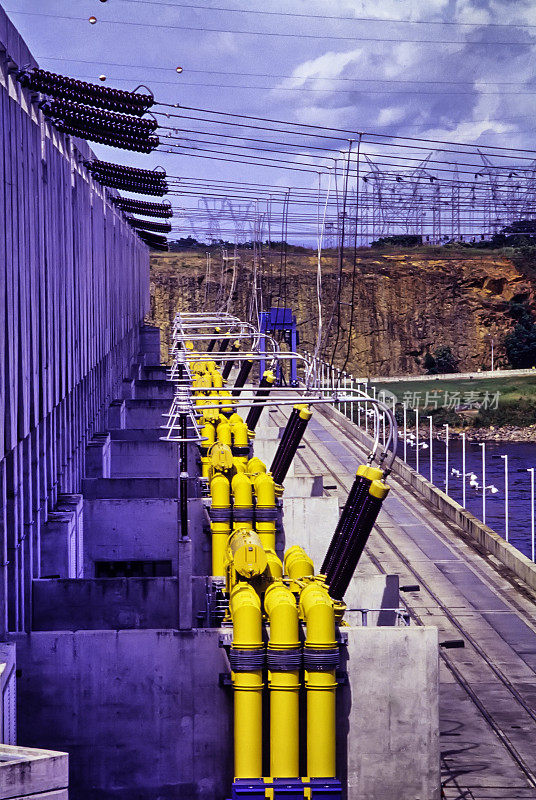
[[5, 0, 536, 242]]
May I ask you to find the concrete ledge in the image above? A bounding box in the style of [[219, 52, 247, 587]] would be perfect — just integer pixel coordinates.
[[319, 403, 536, 594], [133, 380, 174, 400], [281, 475, 324, 497], [81, 478, 178, 499], [0, 745, 68, 800], [108, 429, 164, 441], [110, 439, 179, 479], [123, 399, 170, 428]]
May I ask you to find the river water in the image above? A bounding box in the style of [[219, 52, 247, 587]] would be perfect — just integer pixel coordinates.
[[401, 436, 536, 560]]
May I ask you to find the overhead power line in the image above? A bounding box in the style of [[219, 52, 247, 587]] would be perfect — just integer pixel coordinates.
[[58, 0, 536, 31], [7, 10, 536, 46], [37, 56, 536, 89], [46, 72, 536, 97]]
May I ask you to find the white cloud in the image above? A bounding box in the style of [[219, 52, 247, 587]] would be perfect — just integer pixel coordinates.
[[377, 106, 407, 126]]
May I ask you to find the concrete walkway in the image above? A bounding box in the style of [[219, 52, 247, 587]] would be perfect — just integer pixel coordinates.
[[271, 405, 536, 800]]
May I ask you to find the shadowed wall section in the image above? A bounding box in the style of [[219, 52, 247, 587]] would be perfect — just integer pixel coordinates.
[[0, 7, 150, 633]]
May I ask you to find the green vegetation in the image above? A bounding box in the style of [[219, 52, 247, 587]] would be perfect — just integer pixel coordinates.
[[423, 346, 458, 375], [504, 302, 536, 369], [370, 373, 536, 428]]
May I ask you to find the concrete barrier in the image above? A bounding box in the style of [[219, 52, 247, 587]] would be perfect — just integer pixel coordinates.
[[319, 404, 536, 593]]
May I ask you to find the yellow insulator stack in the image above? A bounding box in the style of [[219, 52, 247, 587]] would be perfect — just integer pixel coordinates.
[[229, 584, 264, 779], [299, 580, 338, 779], [264, 581, 301, 779]]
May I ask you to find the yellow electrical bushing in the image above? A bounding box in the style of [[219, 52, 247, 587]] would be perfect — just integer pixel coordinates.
[[284, 545, 314, 591], [369, 479, 390, 501], [227, 529, 268, 579], [357, 464, 384, 482], [205, 360, 217, 373], [247, 457, 266, 476], [264, 581, 300, 778], [185, 340, 195, 351], [209, 442, 234, 473], [294, 403, 312, 421]]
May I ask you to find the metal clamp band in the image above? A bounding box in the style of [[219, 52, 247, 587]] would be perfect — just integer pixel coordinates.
[[209, 508, 232, 522], [229, 648, 265, 672], [232, 509, 254, 522], [266, 647, 302, 671], [303, 647, 340, 671], [232, 446, 250, 457], [254, 508, 278, 522]]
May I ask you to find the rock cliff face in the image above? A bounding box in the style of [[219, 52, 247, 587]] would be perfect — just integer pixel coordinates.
[[149, 248, 535, 376]]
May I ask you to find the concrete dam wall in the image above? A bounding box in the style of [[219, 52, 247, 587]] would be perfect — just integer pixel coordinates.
[[0, 7, 150, 634]]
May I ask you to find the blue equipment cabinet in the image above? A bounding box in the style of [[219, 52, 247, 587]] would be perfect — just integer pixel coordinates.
[[259, 307, 298, 386]]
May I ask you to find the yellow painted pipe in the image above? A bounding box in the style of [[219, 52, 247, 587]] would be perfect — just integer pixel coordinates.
[[212, 370, 224, 389], [253, 473, 276, 552], [299, 581, 337, 779], [284, 545, 314, 592], [231, 416, 250, 468], [264, 581, 300, 778], [216, 420, 232, 446], [200, 421, 216, 479], [230, 584, 263, 779], [218, 390, 234, 416], [264, 549, 283, 581], [209, 473, 231, 576], [247, 457, 266, 476], [231, 473, 253, 531]]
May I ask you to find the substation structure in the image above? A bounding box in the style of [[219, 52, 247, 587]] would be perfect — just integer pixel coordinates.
[[0, 9, 438, 798], [6, 307, 439, 800]]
